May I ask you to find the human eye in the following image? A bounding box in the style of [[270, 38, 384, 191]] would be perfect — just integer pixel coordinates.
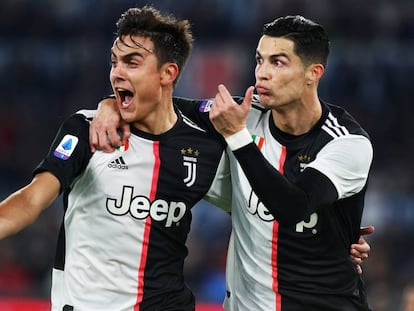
[[110, 57, 117, 67], [255, 55, 263, 65], [273, 59, 284, 67], [127, 59, 139, 68]]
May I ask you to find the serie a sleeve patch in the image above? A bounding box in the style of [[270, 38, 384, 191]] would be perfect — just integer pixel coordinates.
[[53, 134, 79, 160]]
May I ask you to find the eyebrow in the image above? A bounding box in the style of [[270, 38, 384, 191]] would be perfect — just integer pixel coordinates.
[[256, 50, 289, 59], [111, 50, 144, 62]]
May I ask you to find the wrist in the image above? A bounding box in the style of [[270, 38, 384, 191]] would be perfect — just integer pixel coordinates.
[[225, 128, 252, 151]]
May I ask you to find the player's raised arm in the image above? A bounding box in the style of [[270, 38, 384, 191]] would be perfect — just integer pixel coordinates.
[[0, 172, 60, 239]]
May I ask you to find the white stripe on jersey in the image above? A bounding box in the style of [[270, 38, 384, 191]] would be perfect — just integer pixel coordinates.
[[76, 109, 96, 120], [181, 114, 207, 133], [322, 112, 350, 138], [252, 94, 261, 104]]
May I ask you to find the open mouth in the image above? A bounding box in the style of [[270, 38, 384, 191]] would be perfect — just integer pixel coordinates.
[[117, 89, 134, 108]]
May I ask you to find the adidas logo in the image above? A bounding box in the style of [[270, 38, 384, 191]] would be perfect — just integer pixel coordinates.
[[108, 156, 128, 170]]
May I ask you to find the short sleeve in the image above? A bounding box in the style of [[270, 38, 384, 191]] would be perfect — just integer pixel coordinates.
[[306, 135, 373, 199], [33, 113, 93, 192]]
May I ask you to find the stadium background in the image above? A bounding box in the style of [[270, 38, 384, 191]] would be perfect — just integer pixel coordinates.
[[0, 0, 413, 310]]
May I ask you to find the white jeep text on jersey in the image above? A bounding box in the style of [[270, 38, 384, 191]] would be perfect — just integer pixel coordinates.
[[106, 186, 187, 227], [248, 190, 319, 232]]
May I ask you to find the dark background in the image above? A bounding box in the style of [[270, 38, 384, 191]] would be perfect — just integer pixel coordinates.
[[0, 1, 413, 310]]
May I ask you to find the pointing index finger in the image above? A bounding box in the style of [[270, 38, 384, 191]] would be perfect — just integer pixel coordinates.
[[218, 84, 234, 104]]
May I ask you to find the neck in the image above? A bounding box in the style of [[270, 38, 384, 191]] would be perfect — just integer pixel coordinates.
[[137, 107, 177, 134], [132, 91, 178, 135], [272, 93, 322, 136]]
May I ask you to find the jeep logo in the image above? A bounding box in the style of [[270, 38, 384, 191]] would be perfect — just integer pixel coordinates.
[[247, 190, 275, 222], [247, 190, 319, 232], [106, 186, 187, 227]]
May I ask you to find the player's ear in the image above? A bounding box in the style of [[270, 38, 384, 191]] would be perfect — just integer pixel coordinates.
[[305, 63, 324, 85], [160, 63, 179, 86]]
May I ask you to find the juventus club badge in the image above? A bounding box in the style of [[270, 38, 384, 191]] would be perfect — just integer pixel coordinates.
[[181, 147, 199, 187]]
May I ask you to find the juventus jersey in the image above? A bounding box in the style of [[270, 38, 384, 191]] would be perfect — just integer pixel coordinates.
[[175, 96, 373, 311], [33, 107, 225, 311]]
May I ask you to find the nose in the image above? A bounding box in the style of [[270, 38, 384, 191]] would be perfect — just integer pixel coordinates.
[[255, 62, 270, 81], [110, 62, 126, 82]]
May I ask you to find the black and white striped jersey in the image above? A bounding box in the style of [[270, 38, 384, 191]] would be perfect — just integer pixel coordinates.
[[33, 107, 226, 311], [175, 96, 373, 311]]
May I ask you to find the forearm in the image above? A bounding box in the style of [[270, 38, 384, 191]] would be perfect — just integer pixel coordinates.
[[228, 130, 337, 224], [232, 142, 309, 223], [0, 173, 59, 239], [0, 190, 39, 238]]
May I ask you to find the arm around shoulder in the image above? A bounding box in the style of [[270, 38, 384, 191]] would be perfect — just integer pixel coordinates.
[[0, 171, 60, 239], [89, 97, 129, 152]]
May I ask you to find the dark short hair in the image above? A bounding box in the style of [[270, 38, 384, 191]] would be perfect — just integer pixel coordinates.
[[263, 15, 330, 68], [116, 6, 193, 85]]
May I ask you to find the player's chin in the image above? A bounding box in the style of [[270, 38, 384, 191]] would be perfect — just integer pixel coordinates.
[[258, 94, 272, 107], [119, 111, 135, 124]]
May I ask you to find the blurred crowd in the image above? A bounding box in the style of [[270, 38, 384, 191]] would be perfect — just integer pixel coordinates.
[[0, 0, 413, 310]]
